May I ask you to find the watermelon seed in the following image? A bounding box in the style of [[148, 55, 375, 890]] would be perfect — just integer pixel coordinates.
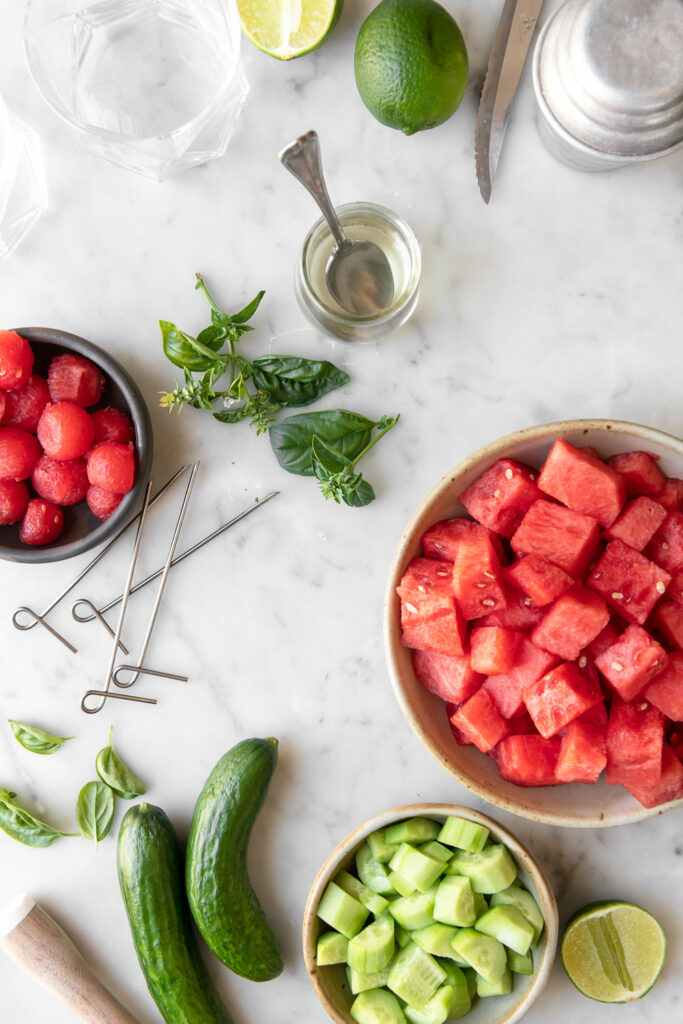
[[656, 581, 667, 594], [611, 662, 624, 672], [523, 598, 532, 606], [578, 656, 587, 667], [505, 469, 513, 480], [611, 592, 624, 600], [483, 572, 496, 580], [494, 489, 501, 498], [593, 573, 601, 579], [482, 599, 495, 607], [475, 583, 486, 589], [662, 542, 670, 550], [405, 603, 418, 614]]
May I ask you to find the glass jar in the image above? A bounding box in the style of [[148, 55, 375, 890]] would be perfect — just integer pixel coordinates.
[[0, 96, 47, 261], [295, 202, 421, 342]]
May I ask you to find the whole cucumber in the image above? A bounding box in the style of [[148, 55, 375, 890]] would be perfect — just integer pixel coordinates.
[[186, 737, 283, 981], [118, 803, 233, 1024]]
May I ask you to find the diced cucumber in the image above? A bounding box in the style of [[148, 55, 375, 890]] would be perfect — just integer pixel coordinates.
[[336, 869, 390, 916], [318, 881, 369, 938], [317, 930, 349, 965], [475, 904, 535, 955], [388, 871, 417, 898], [350, 989, 407, 1024], [385, 818, 440, 846], [347, 914, 396, 974], [387, 885, 438, 931], [367, 829, 397, 864], [433, 876, 476, 928], [387, 942, 446, 1009], [448, 844, 517, 894], [419, 841, 452, 864], [395, 924, 411, 949], [411, 923, 460, 959], [389, 844, 445, 894], [403, 983, 460, 1024], [357, 843, 395, 895], [476, 967, 512, 997], [472, 892, 489, 918], [463, 967, 478, 1000], [450, 928, 507, 984], [508, 948, 534, 974], [438, 962, 469, 998], [490, 884, 544, 946], [347, 964, 392, 995], [438, 816, 490, 853]]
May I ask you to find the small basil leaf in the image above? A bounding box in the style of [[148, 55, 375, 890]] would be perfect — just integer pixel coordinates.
[[251, 356, 350, 408], [95, 728, 145, 800], [0, 788, 74, 847], [312, 435, 353, 477], [8, 720, 73, 755], [160, 321, 225, 372], [76, 782, 115, 843], [342, 476, 376, 508], [269, 410, 376, 477], [230, 289, 266, 324], [213, 406, 250, 424]]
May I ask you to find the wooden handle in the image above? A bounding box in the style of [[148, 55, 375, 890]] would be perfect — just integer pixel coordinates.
[[0, 895, 141, 1024]]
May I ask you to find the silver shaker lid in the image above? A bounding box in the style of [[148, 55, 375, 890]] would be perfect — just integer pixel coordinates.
[[538, 0, 683, 157]]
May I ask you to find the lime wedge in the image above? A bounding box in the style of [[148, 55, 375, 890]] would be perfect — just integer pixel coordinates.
[[561, 901, 666, 1003], [236, 0, 343, 60]]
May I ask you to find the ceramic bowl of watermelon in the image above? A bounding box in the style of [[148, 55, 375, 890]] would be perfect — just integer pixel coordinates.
[[384, 419, 683, 828]]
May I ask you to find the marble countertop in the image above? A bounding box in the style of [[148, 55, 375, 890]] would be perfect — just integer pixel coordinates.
[[0, 1, 681, 1022]]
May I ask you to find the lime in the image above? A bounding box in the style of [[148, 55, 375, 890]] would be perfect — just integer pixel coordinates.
[[354, 0, 469, 135], [236, 0, 343, 60], [560, 900, 666, 1003]]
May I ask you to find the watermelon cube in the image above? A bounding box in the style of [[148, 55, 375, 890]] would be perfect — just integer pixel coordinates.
[[511, 500, 601, 578], [412, 649, 483, 705], [586, 539, 671, 625], [450, 689, 509, 753], [655, 477, 683, 512], [446, 702, 474, 746], [667, 570, 683, 606], [608, 450, 666, 497], [476, 585, 545, 630], [482, 637, 558, 719], [523, 662, 602, 738], [458, 458, 542, 539], [531, 585, 610, 661], [504, 554, 572, 606], [605, 496, 668, 551], [643, 651, 683, 720], [623, 742, 683, 809], [556, 720, 607, 784], [538, 439, 626, 528], [651, 602, 683, 650], [451, 529, 506, 621], [506, 710, 538, 735], [594, 624, 668, 702], [576, 693, 608, 728], [495, 734, 561, 787], [398, 558, 468, 657], [645, 511, 683, 575], [421, 517, 505, 564], [585, 618, 624, 659], [606, 697, 664, 788], [470, 626, 521, 675]]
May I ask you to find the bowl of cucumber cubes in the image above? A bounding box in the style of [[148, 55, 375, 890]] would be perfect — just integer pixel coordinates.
[[303, 804, 558, 1024]]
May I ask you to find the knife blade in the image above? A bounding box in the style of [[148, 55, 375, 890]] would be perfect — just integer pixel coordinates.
[[475, 0, 546, 203]]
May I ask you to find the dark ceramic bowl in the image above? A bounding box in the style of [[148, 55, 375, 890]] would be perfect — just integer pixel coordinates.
[[0, 327, 153, 564]]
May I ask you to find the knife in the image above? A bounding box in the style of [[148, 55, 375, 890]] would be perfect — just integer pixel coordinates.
[[475, 0, 546, 203]]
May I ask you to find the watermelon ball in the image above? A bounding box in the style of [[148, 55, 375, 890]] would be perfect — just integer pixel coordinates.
[[92, 407, 135, 445], [32, 456, 88, 506], [20, 498, 64, 546], [48, 353, 105, 408], [0, 331, 34, 391], [0, 427, 42, 480], [2, 375, 50, 434], [0, 479, 29, 524], [37, 402, 95, 460], [87, 484, 123, 522], [86, 441, 135, 495]]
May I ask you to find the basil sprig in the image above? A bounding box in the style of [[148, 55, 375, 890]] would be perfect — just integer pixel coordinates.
[[8, 720, 73, 755], [95, 726, 145, 800], [75, 782, 115, 844], [0, 788, 76, 847]]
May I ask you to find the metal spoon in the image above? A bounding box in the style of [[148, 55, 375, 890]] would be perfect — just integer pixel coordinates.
[[279, 130, 394, 317]]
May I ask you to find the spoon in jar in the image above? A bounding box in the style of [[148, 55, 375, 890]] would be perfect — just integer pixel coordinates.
[[279, 130, 394, 317]]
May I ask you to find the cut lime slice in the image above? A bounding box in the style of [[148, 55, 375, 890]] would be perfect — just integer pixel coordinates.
[[561, 901, 666, 1003], [236, 0, 343, 60]]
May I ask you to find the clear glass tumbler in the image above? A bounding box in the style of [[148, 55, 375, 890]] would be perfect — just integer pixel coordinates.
[[25, 0, 248, 181], [0, 96, 47, 261]]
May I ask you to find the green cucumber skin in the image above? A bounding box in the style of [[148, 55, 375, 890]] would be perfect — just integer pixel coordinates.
[[186, 737, 283, 982], [117, 804, 233, 1024]]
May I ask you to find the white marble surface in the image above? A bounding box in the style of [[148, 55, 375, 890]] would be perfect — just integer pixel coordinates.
[[0, 1, 682, 1022]]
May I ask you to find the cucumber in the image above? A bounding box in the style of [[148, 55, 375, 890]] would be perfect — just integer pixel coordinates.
[[317, 931, 349, 965], [336, 869, 390, 916], [386, 942, 446, 1008], [411, 923, 460, 959], [368, 829, 396, 864], [318, 882, 369, 938], [450, 928, 507, 984], [347, 963, 393, 995], [490, 884, 544, 945], [448, 844, 517, 894], [347, 914, 396, 973], [357, 842, 395, 895], [388, 885, 438, 931], [433, 876, 476, 928], [475, 904, 535, 955], [437, 817, 489, 853], [351, 989, 407, 1024], [117, 804, 233, 1024], [385, 818, 441, 845], [476, 967, 512, 997], [388, 844, 445, 894], [185, 738, 283, 982], [508, 948, 534, 974], [388, 870, 417, 898], [419, 841, 452, 864]]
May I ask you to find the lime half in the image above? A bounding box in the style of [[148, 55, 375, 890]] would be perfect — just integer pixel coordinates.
[[561, 901, 666, 1003], [236, 0, 343, 60]]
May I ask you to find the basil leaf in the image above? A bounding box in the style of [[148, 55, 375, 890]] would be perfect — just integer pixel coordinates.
[[269, 410, 377, 477], [0, 788, 74, 847], [311, 435, 352, 477], [342, 476, 376, 508], [96, 727, 145, 800], [8, 720, 73, 755], [229, 289, 266, 324], [251, 356, 350, 408], [160, 320, 225, 371], [76, 782, 115, 843]]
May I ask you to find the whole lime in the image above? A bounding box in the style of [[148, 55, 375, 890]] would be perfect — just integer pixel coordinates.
[[354, 0, 469, 134]]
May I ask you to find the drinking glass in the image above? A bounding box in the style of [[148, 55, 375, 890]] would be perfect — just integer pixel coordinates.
[[0, 96, 47, 261]]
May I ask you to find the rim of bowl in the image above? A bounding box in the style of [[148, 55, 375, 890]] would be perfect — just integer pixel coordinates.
[[384, 419, 683, 828], [302, 802, 559, 1024], [1, 326, 152, 564]]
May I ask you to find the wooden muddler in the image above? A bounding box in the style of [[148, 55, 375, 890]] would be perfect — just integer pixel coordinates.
[[0, 894, 141, 1024]]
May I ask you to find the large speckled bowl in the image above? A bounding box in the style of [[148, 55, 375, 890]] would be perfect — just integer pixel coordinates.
[[384, 420, 683, 828]]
